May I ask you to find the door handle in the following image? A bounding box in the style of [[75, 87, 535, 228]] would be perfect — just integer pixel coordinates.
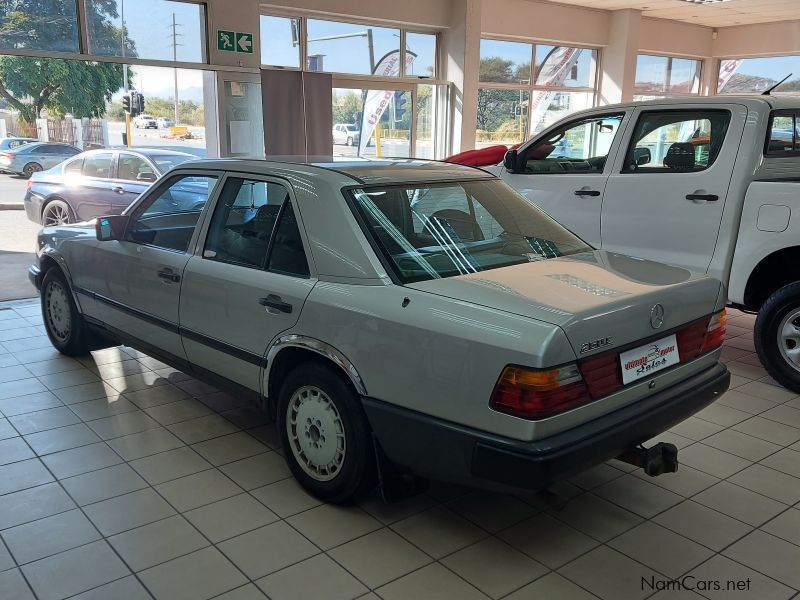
[[112, 186, 126, 194], [686, 193, 718, 202], [157, 268, 180, 283], [259, 294, 293, 314], [574, 189, 601, 197]]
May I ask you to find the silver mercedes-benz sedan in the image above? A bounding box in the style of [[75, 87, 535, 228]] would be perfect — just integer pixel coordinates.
[[29, 158, 730, 502]]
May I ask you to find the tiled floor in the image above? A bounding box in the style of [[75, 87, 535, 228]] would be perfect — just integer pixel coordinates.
[[1, 298, 799, 600]]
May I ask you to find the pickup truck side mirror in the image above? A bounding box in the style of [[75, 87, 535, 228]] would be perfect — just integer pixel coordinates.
[[96, 215, 128, 241], [137, 171, 157, 183], [633, 147, 652, 166], [503, 149, 519, 173]]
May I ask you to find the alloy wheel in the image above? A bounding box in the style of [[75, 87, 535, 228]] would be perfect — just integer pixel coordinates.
[[44, 280, 72, 343], [286, 385, 346, 481], [778, 308, 800, 373], [43, 203, 70, 226]]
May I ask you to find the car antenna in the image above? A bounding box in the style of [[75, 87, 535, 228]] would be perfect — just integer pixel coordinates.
[[762, 73, 793, 95]]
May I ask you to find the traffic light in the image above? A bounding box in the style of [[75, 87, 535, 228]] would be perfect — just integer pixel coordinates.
[[393, 91, 407, 123], [122, 92, 131, 114], [136, 93, 145, 116]]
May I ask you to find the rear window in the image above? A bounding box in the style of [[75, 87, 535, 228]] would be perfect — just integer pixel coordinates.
[[349, 179, 592, 283], [766, 111, 800, 156], [151, 154, 194, 173]]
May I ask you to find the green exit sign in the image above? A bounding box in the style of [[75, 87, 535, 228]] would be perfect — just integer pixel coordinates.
[[217, 30, 253, 54]]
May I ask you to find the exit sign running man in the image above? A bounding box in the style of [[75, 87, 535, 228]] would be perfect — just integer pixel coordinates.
[[217, 30, 253, 54]]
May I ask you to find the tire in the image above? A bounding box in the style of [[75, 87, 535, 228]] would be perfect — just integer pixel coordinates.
[[346, 136, 353, 146], [41, 268, 89, 356], [41, 199, 73, 226], [755, 281, 800, 392], [22, 162, 42, 178], [277, 361, 376, 502]]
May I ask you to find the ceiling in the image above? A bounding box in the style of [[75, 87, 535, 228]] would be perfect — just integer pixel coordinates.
[[539, 0, 800, 27]]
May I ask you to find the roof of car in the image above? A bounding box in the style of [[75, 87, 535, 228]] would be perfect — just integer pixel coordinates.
[[84, 147, 196, 157], [604, 95, 800, 111], [176, 157, 496, 185]]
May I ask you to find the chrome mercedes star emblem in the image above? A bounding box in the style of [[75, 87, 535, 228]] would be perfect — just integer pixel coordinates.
[[650, 303, 665, 329]]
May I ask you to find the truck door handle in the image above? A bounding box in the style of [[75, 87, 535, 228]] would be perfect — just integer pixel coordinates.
[[574, 189, 601, 197], [157, 268, 180, 283], [686, 193, 718, 202], [259, 294, 293, 314], [112, 186, 126, 194]]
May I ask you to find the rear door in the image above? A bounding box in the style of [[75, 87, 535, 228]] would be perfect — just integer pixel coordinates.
[[179, 175, 316, 392], [601, 104, 747, 273], [71, 152, 115, 220], [111, 153, 157, 213], [500, 111, 629, 247]]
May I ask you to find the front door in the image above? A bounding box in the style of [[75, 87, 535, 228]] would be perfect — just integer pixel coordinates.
[[180, 175, 316, 392], [92, 171, 221, 360], [500, 112, 628, 247], [602, 104, 747, 273]]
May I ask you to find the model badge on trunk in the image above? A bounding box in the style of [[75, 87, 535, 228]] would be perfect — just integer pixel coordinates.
[[650, 304, 665, 329], [580, 337, 613, 354]]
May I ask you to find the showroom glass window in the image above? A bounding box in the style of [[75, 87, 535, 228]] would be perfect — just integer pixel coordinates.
[[477, 39, 598, 147], [307, 19, 400, 75], [634, 54, 701, 101], [0, 0, 79, 53], [85, 0, 207, 62], [718, 56, 800, 94], [260, 15, 301, 68]]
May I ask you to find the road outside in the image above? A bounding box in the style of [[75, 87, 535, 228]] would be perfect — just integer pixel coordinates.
[[0, 176, 29, 207], [0, 208, 41, 301]]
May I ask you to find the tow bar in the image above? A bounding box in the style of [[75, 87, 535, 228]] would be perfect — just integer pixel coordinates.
[[617, 442, 679, 477]]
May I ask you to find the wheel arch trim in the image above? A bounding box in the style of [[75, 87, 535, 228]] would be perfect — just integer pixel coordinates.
[[264, 335, 367, 397], [38, 250, 84, 314]]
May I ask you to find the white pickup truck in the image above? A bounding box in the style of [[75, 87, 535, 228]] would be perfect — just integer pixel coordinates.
[[475, 96, 800, 391]]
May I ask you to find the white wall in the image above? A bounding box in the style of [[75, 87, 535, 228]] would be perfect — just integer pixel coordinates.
[[713, 21, 800, 58]]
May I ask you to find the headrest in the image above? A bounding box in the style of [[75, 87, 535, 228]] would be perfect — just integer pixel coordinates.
[[663, 142, 695, 170]]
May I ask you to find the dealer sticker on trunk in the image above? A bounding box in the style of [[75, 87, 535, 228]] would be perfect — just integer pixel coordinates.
[[619, 334, 680, 385]]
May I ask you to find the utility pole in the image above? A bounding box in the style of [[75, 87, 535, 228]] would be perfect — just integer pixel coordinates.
[[169, 13, 183, 124], [121, 0, 128, 93]]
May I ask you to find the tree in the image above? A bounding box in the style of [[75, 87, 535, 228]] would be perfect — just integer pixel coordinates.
[[333, 91, 361, 125], [0, 0, 133, 121]]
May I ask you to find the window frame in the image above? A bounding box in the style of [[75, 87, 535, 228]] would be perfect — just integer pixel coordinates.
[[80, 151, 115, 179], [124, 169, 222, 254], [764, 109, 800, 157], [477, 36, 600, 145], [198, 172, 312, 278], [633, 53, 703, 98], [115, 152, 158, 182], [620, 108, 732, 175]]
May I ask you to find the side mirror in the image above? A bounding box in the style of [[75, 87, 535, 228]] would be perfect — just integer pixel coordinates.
[[96, 215, 128, 241], [503, 149, 518, 172], [137, 171, 157, 182], [633, 147, 652, 166]]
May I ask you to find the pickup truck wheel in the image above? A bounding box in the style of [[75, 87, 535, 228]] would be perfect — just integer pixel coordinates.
[[278, 361, 375, 502], [755, 282, 800, 392], [41, 268, 89, 356]]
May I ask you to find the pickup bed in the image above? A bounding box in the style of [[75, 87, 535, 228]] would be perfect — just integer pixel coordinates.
[[451, 96, 800, 391]]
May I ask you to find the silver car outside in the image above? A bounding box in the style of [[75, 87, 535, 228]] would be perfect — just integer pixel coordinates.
[[0, 142, 81, 177], [29, 159, 730, 501]]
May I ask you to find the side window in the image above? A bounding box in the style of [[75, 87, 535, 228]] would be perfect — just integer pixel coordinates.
[[64, 158, 83, 175], [204, 178, 291, 270], [118, 154, 156, 182], [623, 110, 731, 173], [766, 112, 799, 155], [82, 153, 114, 178], [268, 202, 310, 277], [127, 174, 219, 252], [522, 115, 624, 175]]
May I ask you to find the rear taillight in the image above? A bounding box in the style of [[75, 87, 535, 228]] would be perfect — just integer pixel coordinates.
[[4, 153, 15, 159], [489, 364, 590, 420], [701, 309, 727, 353], [26, 179, 34, 189]]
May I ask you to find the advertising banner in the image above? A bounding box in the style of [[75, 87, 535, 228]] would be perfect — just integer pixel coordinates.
[[358, 50, 416, 155], [528, 47, 582, 134], [717, 59, 743, 93]]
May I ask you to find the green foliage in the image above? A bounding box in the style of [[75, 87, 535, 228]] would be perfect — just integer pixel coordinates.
[[0, 0, 133, 121], [143, 97, 205, 126], [477, 88, 525, 133], [333, 92, 361, 125]]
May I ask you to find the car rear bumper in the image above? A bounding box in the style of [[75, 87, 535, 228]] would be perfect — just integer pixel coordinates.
[[362, 362, 729, 492], [24, 192, 43, 224]]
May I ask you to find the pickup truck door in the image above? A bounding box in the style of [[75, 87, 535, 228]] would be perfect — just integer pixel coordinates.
[[179, 175, 315, 393], [498, 110, 630, 247], [601, 103, 747, 273]]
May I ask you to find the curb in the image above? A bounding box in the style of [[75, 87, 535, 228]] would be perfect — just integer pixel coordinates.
[[0, 204, 24, 210]]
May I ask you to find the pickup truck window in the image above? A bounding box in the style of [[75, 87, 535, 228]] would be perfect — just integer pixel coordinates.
[[765, 112, 799, 156], [521, 114, 623, 175], [623, 110, 730, 173]]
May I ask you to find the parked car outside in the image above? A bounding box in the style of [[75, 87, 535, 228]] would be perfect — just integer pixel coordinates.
[[24, 148, 197, 226], [133, 114, 158, 129], [29, 159, 729, 501], [0, 136, 38, 152], [157, 117, 175, 129], [447, 96, 800, 392], [332, 123, 360, 146], [0, 142, 80, 178]]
